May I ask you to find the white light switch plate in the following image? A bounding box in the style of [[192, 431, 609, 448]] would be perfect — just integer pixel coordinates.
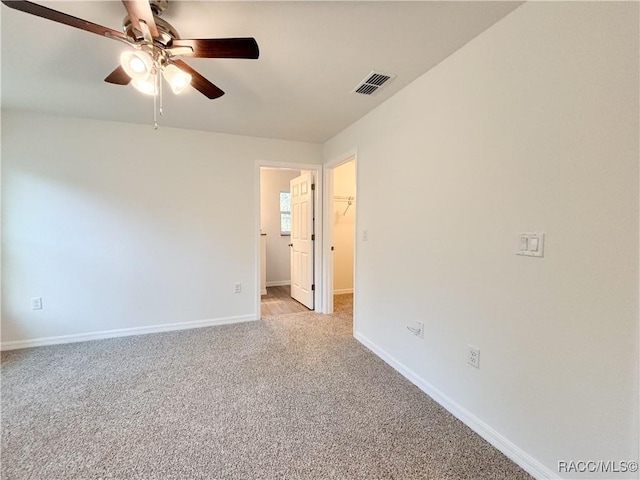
[[516, 232, 545, 258]]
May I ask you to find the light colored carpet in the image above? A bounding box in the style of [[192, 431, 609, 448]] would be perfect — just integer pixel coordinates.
[[1, 309, 531, 479], [333, 293, 353, 314]]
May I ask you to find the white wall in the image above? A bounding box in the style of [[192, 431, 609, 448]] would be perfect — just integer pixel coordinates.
[[1, 111, 322, 347], [332, 160, 355, 293], [324, 2, 639, 479], [260, 168, 300, 286]]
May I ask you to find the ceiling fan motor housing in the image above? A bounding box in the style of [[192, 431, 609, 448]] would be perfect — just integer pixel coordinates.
[[123, 15, 180, 45]]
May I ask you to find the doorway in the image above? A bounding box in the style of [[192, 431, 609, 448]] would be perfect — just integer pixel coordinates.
[[257, 162, 322, 319], [324, 155, 356, 315]]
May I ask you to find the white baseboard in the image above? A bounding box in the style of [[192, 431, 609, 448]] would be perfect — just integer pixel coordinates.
[[0, 314, 257, 351], [334, 288, 353, 295], [261, 288, 267, 296], [353, 331, 559, 480], [266, 280, 291, 287]]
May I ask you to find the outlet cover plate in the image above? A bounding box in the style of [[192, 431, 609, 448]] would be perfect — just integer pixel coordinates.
[[467, 346, 480, 368], [31, 297, 43, 310]]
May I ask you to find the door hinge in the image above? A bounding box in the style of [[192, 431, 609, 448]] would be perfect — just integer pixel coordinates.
[[312, 284, 315, 291], [311, 183, 315, 191], [311, 234, 315, 241]]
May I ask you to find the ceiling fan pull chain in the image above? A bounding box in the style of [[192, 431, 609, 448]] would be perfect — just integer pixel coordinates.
[[152, 72, 158, 130], [159, 67, 164, 117]]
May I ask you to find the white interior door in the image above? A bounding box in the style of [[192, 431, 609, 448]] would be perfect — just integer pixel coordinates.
[[290, 172, 314, 309]]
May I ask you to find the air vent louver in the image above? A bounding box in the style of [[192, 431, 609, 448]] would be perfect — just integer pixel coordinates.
[[352, 71, 393, 95]]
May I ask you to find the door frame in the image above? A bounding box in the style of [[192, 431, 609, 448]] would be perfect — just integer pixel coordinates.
[[255, 160, 323, 318], [322, 149, 357, 316]]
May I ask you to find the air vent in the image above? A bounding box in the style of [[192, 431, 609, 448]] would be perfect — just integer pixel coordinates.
[[352, 71, 394, 95]]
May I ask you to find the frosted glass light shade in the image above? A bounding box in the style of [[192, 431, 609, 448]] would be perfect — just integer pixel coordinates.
[[162, 64, 192, 94], [132, 75, 158, 96], [120, 50, 153, 81]]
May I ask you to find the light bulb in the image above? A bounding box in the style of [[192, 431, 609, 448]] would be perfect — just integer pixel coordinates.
[[120, 50, 153, 81], [132, 75, 158, 96], [162, 64, 192, 94], [129, 57, 146, 74]]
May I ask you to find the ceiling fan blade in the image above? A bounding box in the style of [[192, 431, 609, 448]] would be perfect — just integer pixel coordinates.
[[104, 66, 131, 85], [121, 0, 158, 39], [170, 38, 259, 59], [172, 59, 224, 99], [1, 1, 128, 41]]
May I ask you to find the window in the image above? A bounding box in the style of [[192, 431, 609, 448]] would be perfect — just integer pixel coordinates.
[[280, 191, 291, 235]]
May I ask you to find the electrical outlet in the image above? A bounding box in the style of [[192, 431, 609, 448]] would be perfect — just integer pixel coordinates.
[[467, 346, 480, 368], [407, 321, 424, 339], [362, 229, 368, 241], [31, 297, 43, 310], [234, 282, 242, 294]]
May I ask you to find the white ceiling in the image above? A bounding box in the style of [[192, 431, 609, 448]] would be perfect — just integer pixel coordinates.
[[1, 1, 522, 143]]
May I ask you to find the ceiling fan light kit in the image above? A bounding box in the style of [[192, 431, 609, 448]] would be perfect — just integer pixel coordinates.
[[2, 0, 260, 128], [119, 36, 192, 100]]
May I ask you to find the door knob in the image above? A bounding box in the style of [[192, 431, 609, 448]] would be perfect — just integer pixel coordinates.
[[288, 243, 293, 247]]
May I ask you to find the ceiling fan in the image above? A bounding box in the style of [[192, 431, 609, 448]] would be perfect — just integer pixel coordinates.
[[2, 0, 259, 124]]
